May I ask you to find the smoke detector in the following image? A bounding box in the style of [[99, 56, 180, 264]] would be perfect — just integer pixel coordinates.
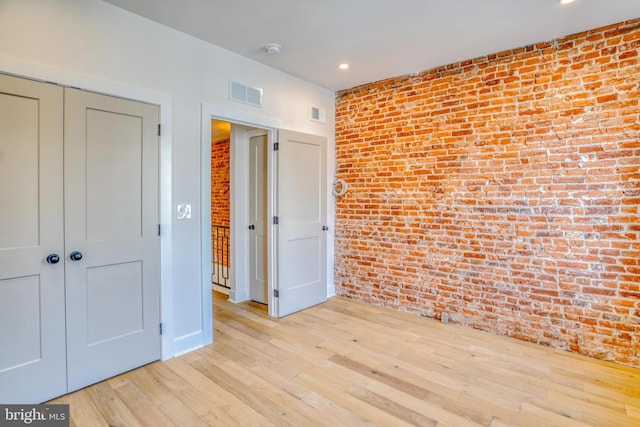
[[265, 43, 282, 54]]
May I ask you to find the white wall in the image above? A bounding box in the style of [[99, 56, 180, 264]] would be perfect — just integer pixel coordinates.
[[0, 0, 336, 356]]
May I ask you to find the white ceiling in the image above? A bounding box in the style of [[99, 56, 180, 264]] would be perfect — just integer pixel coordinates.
[[102, 0, 640, 91]]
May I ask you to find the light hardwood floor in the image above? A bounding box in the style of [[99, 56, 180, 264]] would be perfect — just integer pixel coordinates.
[[50, 292, 640, 426]]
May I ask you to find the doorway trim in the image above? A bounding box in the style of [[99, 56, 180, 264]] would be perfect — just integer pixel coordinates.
[[201, 103, 283, 332], [0, 54, 175, 360]]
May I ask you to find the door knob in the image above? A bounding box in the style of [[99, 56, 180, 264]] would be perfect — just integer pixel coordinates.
[[69, 251, 83, 261], [248, 224, 255, 230], [46, 254, 60, 264], [322, 225, 329, 231]]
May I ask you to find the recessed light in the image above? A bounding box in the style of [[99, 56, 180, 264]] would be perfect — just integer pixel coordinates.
[[559, 0, 575, 4], [339, 63, 349, 70]]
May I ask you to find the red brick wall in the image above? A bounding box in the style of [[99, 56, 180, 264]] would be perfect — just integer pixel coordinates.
[[212, 138, 230, 266], [211, 138, 230, 227], [335, 20, 640, 366]]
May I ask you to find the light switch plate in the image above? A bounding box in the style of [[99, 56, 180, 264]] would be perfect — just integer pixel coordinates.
[[177, 204, 192, 220]]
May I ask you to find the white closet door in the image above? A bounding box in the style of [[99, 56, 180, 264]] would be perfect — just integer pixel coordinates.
[[0, 74, 67, 403], [64, 88, 161, 392]]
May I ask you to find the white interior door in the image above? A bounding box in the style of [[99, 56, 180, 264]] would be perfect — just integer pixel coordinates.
[[249, 132, 268, 304], [275, 130, 327, 317], [64, 88, 161, 392], [0, 74, 67, 403]]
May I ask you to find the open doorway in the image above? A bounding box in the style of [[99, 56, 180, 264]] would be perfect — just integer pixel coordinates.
[[210, 120, 231, 295], [201, 103, 329, 325], [210, 120, 269, 305]]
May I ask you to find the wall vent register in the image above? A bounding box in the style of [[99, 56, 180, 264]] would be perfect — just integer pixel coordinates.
[[229, 80, 263, 107]]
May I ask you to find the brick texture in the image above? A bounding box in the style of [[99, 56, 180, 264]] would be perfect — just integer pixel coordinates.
[[335, 20, 640, 366], [211, 138, 230, 267]]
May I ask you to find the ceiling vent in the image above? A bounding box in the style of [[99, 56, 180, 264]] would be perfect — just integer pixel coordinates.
[[229, 80, 263, 107], [310, 105, 326, 123]]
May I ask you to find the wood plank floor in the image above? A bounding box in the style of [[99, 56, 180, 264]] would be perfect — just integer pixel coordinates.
[[50, 292, 640, 426]]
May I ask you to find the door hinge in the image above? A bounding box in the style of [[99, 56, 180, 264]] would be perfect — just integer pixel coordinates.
[[157, 124, 161, 136], [273, 216, 279, 225], [273, 142, 279, 151], [160, 323, 163, 335], [273, 289, 279, 298], [157, 224, 161, 236]]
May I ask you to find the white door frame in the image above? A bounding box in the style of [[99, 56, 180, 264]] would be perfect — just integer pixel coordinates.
[[0, 55, 175, 360], [201, 103, 283, 325]]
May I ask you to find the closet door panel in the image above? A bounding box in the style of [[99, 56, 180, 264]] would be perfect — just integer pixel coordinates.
[[64, 88, 161, 392], [0, 74, 66, 404]]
